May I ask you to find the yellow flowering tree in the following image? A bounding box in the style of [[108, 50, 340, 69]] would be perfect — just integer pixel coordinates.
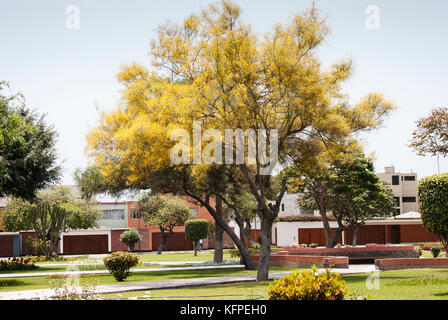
[[86, 1, 394, 281]]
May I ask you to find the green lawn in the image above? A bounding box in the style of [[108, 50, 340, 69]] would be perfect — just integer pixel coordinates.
[[0, 266, 274, 292], [137, 250, 233, 263], [102, 269, 448, 300]]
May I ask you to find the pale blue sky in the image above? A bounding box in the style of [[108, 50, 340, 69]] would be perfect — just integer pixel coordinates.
[[1, 0, 447, 184]]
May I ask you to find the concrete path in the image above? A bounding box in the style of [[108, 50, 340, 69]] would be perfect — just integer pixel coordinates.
[[0, 264, 377, 300]]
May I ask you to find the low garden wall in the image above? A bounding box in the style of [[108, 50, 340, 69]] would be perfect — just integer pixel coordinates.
[[250, 254, 349, 269], [284, 245, 418, 261], [375, 258, 448, 271]]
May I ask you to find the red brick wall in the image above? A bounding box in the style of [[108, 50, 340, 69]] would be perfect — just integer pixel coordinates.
[[376, 258, 448, 270], [399, 224, 440, 243], [20, 231, 37, 255], [0, 235, 14, 257], [111, 229, 129, 252]]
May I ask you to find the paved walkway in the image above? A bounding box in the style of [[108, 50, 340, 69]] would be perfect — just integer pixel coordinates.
[[0, 264, 377, 300]]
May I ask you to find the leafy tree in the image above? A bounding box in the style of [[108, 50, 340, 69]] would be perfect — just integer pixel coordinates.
[[120, 228, 143, 252], [135, 194, 194, 254], [185, 219, 210, 256], [418, 174, 448, 253], [73, 166, 106, 200], [293, 157, 396, 247], [326, 158, 396, 246], [2, 186, 100, 256], [0, 81, 61, 199], [409, 107, 448, 173], [85, 1, 394, 280]]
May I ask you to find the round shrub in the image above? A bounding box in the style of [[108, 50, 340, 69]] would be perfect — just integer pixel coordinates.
[[103, 251, 140, 281], [309, 243, 318, 248], [268, 265, 347, 300], [431, 246, 441, 258], [120, 228, 143, 252]]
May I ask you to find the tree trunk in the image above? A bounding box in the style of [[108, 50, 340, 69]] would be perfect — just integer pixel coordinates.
[[185, 192, 256, 270], [157, 229, 170, 255], [317, 202, 333, 248], [256, 218, 272, 281], [193, 241, 198, 256], [352, 224, 360, 246], [214, 197, 224, 263]]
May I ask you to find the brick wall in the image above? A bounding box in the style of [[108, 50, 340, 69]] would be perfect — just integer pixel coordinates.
[[375, 258, 448, 270], [0, 235, 14, 257]]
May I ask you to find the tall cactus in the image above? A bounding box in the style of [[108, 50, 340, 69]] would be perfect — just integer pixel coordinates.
[[28, 203, 68, 257]]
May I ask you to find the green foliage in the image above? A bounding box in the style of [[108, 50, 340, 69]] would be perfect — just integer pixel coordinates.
[[137, 194, 194, 232], [120, 228, 142, 251], [309, 243, 318, 248], [410, 107, 448, 157], [2, 186, 100, 257], [267, 265, 347, 300], [185, 219, 210, 241], [103, 251, 140, 281], [228, 246, 260, 258], [73, 166, 105, 200], [431, 246, 441, 258], [25, 236, 35, 256], [418, 174, 448, 251], [0, 81, 61, 200]]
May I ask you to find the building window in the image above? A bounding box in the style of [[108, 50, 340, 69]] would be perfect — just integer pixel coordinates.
[[281, 204, 285, 212], [392, 175, 399, 185], [402, 197, 416, 203], [396, 208, 401, 215], [190, 208, 198, 217], [130, 209, 139, 219], [394, 197, 400, 207], [404, 176, 416, 181], [102, 209, 125, 220]]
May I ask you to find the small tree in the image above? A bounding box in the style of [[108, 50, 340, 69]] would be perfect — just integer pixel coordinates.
[[136, 194, 194, 254], [418, 174, 448, 253], [185, 219, 210, 256], [120, 228, 142, 252]]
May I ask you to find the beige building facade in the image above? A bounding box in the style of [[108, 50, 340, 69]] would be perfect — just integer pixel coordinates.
[[377, 166, 418, 214]]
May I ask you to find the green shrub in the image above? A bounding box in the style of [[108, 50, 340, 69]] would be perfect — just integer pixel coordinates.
[[415, 247, 422, 257], [268, 265, 347, 300], [309, 243, 318, 248], [120, 228, 142, 252], [103, 251, 140, 281], [418, 174, 448, 252], [431, 246, 441, 258], [228, 246, 260, 258]]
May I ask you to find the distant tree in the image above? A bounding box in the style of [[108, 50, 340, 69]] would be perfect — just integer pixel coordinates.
[[120, 228, 143, 252], [327, 158, 396, 246], [135, 194, 194, 254], [185, 219, 210, 256], [418, 174, 448, 253], [73, 166, 105, 200], [0, 81, 61, 199], [293, 157, 396, 247], [2, 186, 100, 256], [409, 107, 448, 173]]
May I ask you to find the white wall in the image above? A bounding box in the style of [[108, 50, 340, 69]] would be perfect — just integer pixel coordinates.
[[274, 221, 341, 247]]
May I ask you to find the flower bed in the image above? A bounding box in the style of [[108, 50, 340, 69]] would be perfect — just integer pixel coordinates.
[[0, 257, 39, 272]]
